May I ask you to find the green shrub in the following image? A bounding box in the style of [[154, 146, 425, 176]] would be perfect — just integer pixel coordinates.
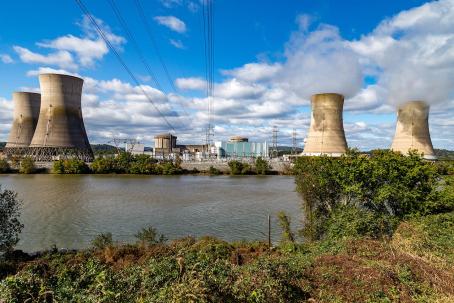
[[0, 186, 23, 252], [91, 156, 117, 173], [63, 159, 89, 174], [52, 160, 65, 174], [158, 161, 182, 175], [208, 166, 221, 175], [294, 149, 446, 241], [91, 233, 113, 249], [19, 157, 35, 174], [128, 154, 157, 174], [0, 159, 10, 173], [135, 226, 166, 246], [255, 157, 270, 175], [228, 160, 243, 175], [277, 211, 295, 243]]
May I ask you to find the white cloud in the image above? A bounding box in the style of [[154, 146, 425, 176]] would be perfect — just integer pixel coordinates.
[[222, 63, 282, 82], [13, 46, 77, 70], [0, 54, 14, 64], [37, 35, 109, 67], [169, 39, 185, 49], [154, 16, 187, 33], [350, 0, 454, 106], [281, 22, 363, 99], [175, 77, 206, 90], [160, 0, 182, 8]]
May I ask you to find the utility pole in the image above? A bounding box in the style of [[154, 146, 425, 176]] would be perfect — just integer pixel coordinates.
[[272, 126, 278, 158]]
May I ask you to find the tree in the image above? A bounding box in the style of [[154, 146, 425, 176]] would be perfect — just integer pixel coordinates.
[[0, 186, 23, 252], [255, 157, 270, 175], [293, 149, 445, 241], [91, 233, 113, 249], [52, 160, 65, 174], [19, 157, 36, 174], [0, 159, 10, 173], [228, 160, 243, 175], [135, 226, 166, 246]]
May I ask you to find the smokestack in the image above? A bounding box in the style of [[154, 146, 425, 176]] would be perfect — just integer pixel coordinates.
[[5, 92, 41, 149], [28, 73, 93, 161], [390, 101, 436, 160], [302, 93, 348, 156]]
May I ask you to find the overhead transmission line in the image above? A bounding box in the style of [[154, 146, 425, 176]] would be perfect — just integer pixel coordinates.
[[74, 0, 176, 132], [202, 0, 214, 146]]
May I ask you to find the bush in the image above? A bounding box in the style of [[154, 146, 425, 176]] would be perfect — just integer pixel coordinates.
[[255, 157, 270, 175], [294, 149, 446, 241], [129, 155, 157, 174], [91, 233, 113, 249], [135, 226, 166, 246], [208, 166, 221, 175], [277, 211, 295, 244], [0, 159, 10, 173], [0, 186, 23, 252], [158, 161, 182, 175], [19, 157, 35, 174], [52, 159, 89, 174]]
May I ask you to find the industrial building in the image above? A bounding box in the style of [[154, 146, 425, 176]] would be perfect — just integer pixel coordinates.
[[27, 73, 93, 161], [391, 101, 436, 160], [4, 92, 41, 155], [153, 133, 177, 158], [302, 93, 348, 156], [215, 137, 269, 159]]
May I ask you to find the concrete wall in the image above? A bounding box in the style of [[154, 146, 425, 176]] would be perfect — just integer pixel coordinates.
[[6, 92, 41, 147], [30, 73, 91, 149], [303, 93, 348, 155], [391, 101, 436, 159]]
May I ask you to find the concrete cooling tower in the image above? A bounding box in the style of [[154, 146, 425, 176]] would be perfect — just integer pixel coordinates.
[[28, 73, 93, 161], [4, 92, 41, 154], [302, 93, 348, 156], [390, 101, 436, 160]]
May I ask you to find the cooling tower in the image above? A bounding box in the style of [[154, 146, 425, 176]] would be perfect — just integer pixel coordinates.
[[5, 92, 41, 150], [28, 73, 93, 161], [302, 93, 348, 156], [390, 101, 436, 160]]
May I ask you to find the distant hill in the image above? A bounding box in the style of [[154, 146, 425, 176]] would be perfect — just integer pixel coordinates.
[[434, 149, 454, 160]]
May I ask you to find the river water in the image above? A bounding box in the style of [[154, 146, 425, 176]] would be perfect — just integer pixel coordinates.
[[0, 175, 302, 252]]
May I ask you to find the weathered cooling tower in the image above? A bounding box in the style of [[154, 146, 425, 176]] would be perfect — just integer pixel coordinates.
[[302, 93, 348, 156], [28, 73, 93, 161], [4, 92, 41, 155], [390, 101, 436, 160]]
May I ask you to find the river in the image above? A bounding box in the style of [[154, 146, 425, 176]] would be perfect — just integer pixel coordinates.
[[0, 175, 302, 252]]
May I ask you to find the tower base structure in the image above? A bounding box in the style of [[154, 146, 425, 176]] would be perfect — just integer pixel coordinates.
[[25, 146, 94, 162]]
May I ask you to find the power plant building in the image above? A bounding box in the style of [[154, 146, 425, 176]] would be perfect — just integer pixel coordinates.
[[390, 101, 436, 160], [215, 137, 269, 159], [28, 73, 93, 161], [4, 92, 41, 155], [302, 93, 348, 156]]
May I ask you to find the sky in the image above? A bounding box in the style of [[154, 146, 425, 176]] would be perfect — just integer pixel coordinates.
[[0, 0, 453, 150]]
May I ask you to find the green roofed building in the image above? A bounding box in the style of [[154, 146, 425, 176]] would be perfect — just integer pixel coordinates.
[[215, 137, 269, 159]]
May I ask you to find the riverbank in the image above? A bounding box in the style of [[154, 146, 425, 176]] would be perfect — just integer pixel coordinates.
[[1, 212, 453, 302]]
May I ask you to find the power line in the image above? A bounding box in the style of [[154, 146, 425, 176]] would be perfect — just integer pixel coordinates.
[[107, 0, 162, 90], [74, 0, 176, 132], [202, 0, 215, 146], [133, 0, 177, 92]]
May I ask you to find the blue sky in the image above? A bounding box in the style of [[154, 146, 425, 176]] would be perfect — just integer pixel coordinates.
[[0, 0, 453, 150]]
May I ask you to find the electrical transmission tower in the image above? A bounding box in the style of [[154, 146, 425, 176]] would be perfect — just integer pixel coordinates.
[[272, 126, 278, 158], [107, 138, 138, 155], [292, 128, 297, 154]]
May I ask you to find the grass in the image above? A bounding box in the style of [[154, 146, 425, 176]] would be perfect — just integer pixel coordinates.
[[1, 212, 454, 302]]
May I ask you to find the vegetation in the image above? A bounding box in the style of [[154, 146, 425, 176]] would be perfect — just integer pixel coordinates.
[[52, 159, 90, 174], [91, 233, 113, 250], [18, 157, 35, 174], [135, 226, 166, 247], [1, 212, 454, 302], [208, 165, 222, 175], [293, 149, 450, 241], [228, 158, 272, 175], [0, 186, 23, 252], [90, 152, 183, 175], [0, 159, 10, 173]]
